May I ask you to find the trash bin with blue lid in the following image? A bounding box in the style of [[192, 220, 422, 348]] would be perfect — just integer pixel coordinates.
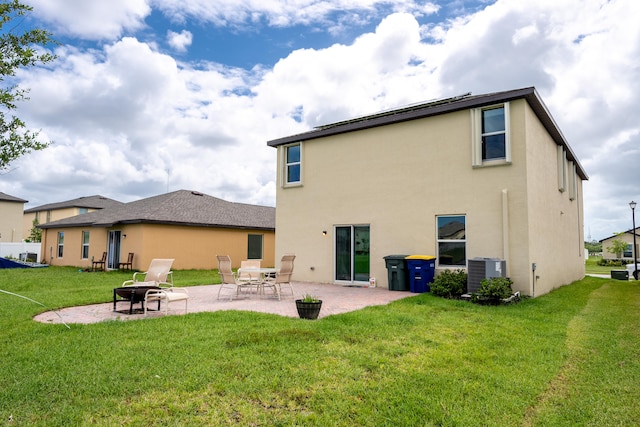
[[384, 255, 410, 291], [406, 255, 436, 293]]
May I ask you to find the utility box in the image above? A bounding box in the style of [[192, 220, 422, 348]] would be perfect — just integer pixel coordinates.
[[467, 257, 507, 293]]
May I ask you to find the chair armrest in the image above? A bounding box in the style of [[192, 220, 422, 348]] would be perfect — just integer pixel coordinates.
[[132, 271, 147, 282], [121, 280, 135, 286]]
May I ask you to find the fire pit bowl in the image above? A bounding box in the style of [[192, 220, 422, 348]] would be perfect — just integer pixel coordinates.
[[113, 285, 161, 314]]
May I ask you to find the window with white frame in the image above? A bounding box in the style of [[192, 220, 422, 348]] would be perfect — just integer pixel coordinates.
[[472, 103, 511, 166], [437, 215, 466, 267], [57, 232, 64, 258], [284, 143, 301, 185], [81, 231, 90, 259]]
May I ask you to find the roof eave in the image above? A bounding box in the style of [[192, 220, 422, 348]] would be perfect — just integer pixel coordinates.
[[267, 87, 588, 181]]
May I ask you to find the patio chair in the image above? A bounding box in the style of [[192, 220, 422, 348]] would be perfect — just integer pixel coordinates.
[[92, 252, 107, 271], [118, 252, 134, 270], [122, 258, 174, 287], [216, 255, 253, 300], [238, 259, 261, 283], [263, 254, 296, 300]]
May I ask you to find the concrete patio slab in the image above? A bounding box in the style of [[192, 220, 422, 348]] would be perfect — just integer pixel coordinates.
[[34, 282, 419, 325]]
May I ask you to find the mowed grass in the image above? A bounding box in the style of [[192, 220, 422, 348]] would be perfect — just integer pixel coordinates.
[[1, 267, 639, 425]]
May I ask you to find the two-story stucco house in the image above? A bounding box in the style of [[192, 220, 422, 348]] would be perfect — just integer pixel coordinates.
[[0, 192, 28, 242], [267, 87, 587, 297], [23, 195, 123, 239]]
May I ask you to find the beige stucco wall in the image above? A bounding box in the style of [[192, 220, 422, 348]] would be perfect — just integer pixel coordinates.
[[23, 207, 100, 238], [274, 99, 585, 296], [0, 201, 25, 242], [522, 102, 585, 296], [41, 224, 275, 272]]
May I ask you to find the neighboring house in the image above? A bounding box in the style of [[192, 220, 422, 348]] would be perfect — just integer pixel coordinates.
[[600, 229, 639, 261], [0, 192, 28, 242], [23, 195, 123, 239], [267, 87, 587, 297], [38, 190, 275, 271]]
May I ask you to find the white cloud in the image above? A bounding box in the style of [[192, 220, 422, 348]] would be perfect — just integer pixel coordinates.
[[167, 29, 193, 52], [4, 0, 640, 242], [26, 0, 151, 40]]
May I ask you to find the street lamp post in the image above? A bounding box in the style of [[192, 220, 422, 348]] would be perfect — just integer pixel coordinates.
[[631, 201, 638, 280]]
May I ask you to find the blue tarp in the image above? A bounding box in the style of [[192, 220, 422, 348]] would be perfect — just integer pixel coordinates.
[[0, 257, 48, 269]]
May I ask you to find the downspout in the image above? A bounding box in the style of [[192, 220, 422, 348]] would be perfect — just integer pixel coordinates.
[[501, 189, 510, 275]]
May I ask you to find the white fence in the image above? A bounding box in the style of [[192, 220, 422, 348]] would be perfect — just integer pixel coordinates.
[[0, 242, 42, 262]]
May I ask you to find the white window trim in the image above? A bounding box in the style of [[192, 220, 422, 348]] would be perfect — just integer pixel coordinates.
[[471, 102, 511, 167], [436, 215, 467, 267], [81, 230, 90, 259], [282, 143, 302, 187], [569, 161, 577, 201], [557, 146, 567, 192]]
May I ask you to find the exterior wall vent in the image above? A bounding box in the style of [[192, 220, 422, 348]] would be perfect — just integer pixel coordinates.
[[467, 257, 507, 293]]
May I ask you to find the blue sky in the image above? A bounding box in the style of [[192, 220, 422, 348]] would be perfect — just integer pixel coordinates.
[[1, 0, 638, 241]]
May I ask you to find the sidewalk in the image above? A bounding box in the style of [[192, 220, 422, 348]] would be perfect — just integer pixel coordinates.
[[34, 282, 419, 325]]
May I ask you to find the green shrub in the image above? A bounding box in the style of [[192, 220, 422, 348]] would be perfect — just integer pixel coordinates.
[[430, 269, 467, 298], [474, 277, 513, 305], [597, 258, 623, 267]]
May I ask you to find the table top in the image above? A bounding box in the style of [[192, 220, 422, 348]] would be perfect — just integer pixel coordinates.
[[237, 267, 277, 273]]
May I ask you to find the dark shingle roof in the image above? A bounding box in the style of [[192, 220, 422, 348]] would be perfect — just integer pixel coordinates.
[[267, 87, 588, 180], [0, 192, 27, 203], [39, 190, 275, 231], [24, 195, 123, 213]]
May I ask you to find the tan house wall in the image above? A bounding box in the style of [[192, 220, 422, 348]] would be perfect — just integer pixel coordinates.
[[601, 231, 639, 260], [41, 224, 275, 272], [0, 201, 25, 242], [523, 102, 585, 296], [274, 99, 585, 296], [23, 207, 100, 238]]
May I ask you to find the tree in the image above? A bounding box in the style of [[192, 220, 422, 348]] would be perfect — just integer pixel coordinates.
[[607, 237, 628, 259], [27, 217, 40, 242], [584, 240, 602, 254], [0, 0, 56, 171]]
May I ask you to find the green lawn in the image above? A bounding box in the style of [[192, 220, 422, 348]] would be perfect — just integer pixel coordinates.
[[585, 255, 634, 275], [1, 267, 639, 425]]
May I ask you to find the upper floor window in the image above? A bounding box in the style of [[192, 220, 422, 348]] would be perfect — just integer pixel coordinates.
[[472, 103, 511, 167], [285, 143, 301, 185], [437, 215, 466, 267], [78, 207, 89, 214]]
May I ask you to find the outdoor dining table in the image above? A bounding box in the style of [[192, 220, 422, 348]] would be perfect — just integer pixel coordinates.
[[237, 267, 277, 297]]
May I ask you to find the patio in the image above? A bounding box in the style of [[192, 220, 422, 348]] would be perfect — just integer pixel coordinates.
[[34, 282, 418, 324]]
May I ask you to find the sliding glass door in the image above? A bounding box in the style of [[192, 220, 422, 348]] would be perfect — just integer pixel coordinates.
[[335, 225, 370, 284]]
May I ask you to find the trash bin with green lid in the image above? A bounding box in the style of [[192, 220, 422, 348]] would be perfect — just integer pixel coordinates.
[[383, 255, 410, 291], [406, 255, 436, 293]]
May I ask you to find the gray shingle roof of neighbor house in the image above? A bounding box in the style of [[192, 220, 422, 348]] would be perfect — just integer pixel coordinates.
[[267, 86, 588, 180], [24, 195, 123, 213], [38, 190, 276, 231], [0, 192, 27, 203]]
